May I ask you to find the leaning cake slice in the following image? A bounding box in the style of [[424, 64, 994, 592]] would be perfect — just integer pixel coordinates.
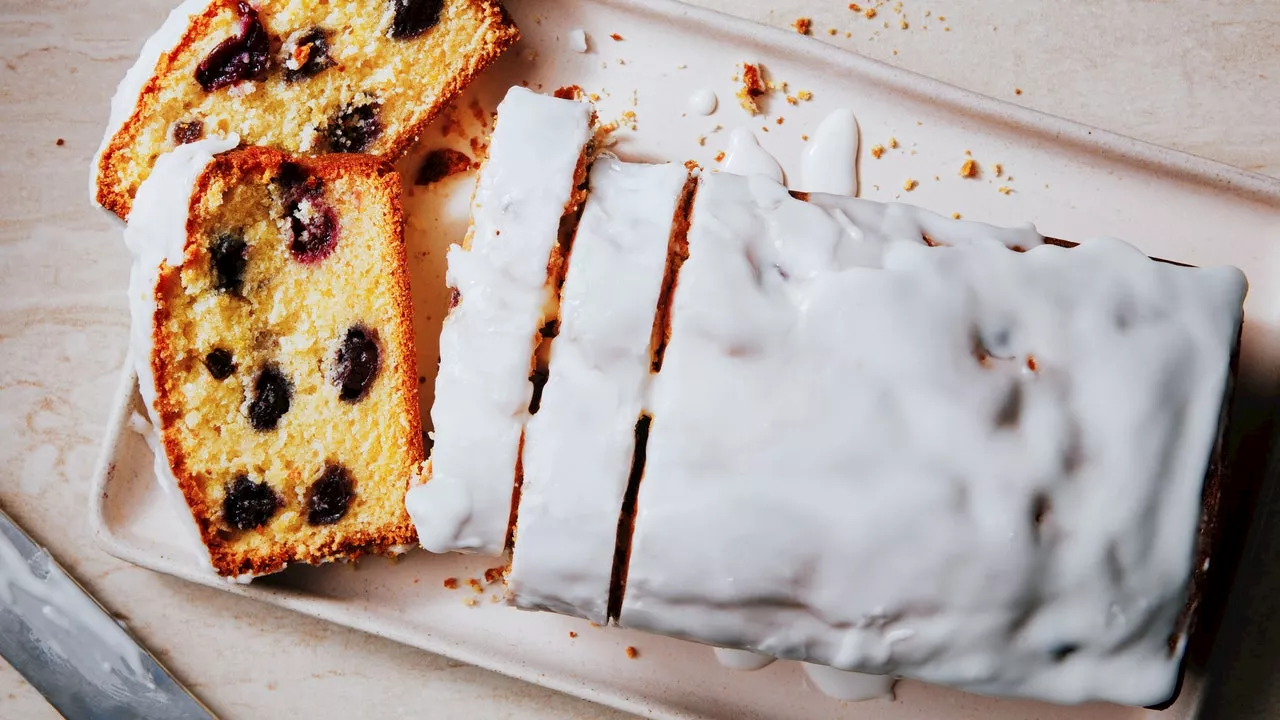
[[93, 0, 518, 219], [125, 139, 422, 578], [405, 86, 596, 556]]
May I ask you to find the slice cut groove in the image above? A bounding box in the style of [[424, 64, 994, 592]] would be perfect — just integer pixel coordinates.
[[607, 414, 652, 622]]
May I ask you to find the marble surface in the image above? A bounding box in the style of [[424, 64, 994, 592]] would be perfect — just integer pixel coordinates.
[[1, 1, 1278, 718]]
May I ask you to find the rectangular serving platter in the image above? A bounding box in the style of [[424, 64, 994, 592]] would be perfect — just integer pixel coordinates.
[[90, 0, 1280, 717]]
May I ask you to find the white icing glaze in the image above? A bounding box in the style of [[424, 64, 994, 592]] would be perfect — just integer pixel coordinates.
[[713, 647, 775, 671], [124, 136, 256, 584], [802, 664, 895, 701], [688, 89, 718, 116], [0, 523, 156, 695], [406, 87, 594, 556], [721, 128, 783, 184], [507, 157, 688, 623], [91, 0, 215, 210], [802, 108, 859, 196], [567, 28, 589, 53], [618, 171, 1246, 706]]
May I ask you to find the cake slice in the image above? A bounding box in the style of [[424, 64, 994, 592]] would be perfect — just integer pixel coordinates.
[[404, 86, 596, 556], [124, 139, 422, 578], [616, 171, 1246, 706], [506, 157, 692, 623], [93, 0, 518, 219]]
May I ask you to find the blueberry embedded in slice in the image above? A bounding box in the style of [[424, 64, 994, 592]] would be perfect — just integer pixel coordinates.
[[248, 365, 292, 431], [195, 1, 271, 92], [172, 119, 205, 145], [204, 349, 237, 380], [282, 27, 335, 83], [222, 475, 281, 531], [389, 0, 445, 39], [286, 194, 340, 263], [332, 326, 381, 402], [306, 464, 355, 525], [210, 232, 248, 294], [325, 101, 383, 154]]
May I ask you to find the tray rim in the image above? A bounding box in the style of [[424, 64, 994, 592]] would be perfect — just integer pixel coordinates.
[[87, 0, 1280, 717]]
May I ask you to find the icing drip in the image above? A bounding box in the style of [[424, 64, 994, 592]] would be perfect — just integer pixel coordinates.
[[508, 157, 689, 623], [721, 128, 783, 183], [802, 664, 895, 701], [619, 171, 1246, 706], [406, 87, 594, 556], [714, 647, 776, 671], [688, 89, 718, 116], [802, 108, 859, 196]]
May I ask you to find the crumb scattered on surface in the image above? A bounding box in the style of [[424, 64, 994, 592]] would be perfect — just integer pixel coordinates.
[[610, 33, 624, 41], [865, 7, 878, 18], [468, 578, 485, 594], [965, 149, 972, 156], [490, 595, 501, 603], [554, 85, 585, 101], [484, 567, 505, 584], [900, 19, 909, 29], [736, 62, 768, 115], [415, 148, 473, 186], [871, 144, 885, 159], [625, 646, 639, 659], [697, 135, 707, 146], [952, 212, 962, 219], [797, 90, 813, 101], [1015, 88, 1023, 95], [793, 17, 812, 34], [904, 178, 919, 191], [589, 622, 601, 628], [959, 158, 979, 178], [714, 151, 726, 163], [849, 2, 861, 10], [801, 134, 809, 141], [998, 186, 1013, 195], [994, 163, 1004, 177], [443, 577, 459, 590], [463, 596, 478, 607], [776, 117, 785, 125], [888, 137, 899, 149], [55, 138, 65, 146]]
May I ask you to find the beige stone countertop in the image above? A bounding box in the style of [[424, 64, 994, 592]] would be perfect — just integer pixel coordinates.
[[1, 1, 1278, 718]]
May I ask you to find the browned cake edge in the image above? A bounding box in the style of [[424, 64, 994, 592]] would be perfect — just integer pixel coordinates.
[[149, 146, 422, 578], [94, 0, 519, 219]]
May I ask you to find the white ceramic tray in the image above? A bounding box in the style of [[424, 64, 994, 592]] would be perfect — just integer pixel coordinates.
[[90, 0, 1280, 717]]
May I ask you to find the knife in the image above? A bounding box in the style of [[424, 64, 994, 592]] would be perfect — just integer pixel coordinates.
[[0, 508, 217, 719]]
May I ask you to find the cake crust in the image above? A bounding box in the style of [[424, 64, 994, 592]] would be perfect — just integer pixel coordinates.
[[148, 146, 421, 578], [94, 0, 519, 219]]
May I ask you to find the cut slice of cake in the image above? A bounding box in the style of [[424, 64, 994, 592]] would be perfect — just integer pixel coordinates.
[[93, 0, 518, 219], [506, 157, 692, 623], [616, 171, 1246, 706], [125, 139, 422, 578], [404, 86, 596, 556]]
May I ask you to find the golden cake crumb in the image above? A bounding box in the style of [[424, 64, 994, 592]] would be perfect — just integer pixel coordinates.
[[900, 19, 909, 29], [849, 2, 861, 10], [714, 151, 726, 163], [490, 594, 501, 603], [468, 578, 485, 593], [610, 33, 624, 41], [797, 90, 814, 101], [998, 186, 1013, 195], [952, 212, 962, 219], [871, 144, 885, 159], [736, 63, 768, 115], [684, 159, 702, 171], [801, 134, 809, 141], [959, 159, 979, 178], [994, 163, 1004, 177], [828, 27, 838, 35], [888, 136, 899, 149], [904, 178, 919, 191], [776, 117, 785, 125], [463, 596, 478, 607], [1015, 88, 1023, 95], [443, 577, 459, 590], [697, 136, 707, 146], [625, 646, 639, 659], [793, 17, 812, 34], [484, 566, 505, 584], [965, 149, 973, 156], [865, 8, 878, 19]]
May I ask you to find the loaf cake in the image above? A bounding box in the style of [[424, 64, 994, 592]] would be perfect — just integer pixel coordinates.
[[93, 0, 518, 219], [124, 138, 422, 578], [404, 86, 596, 556], [616, 171, 1246, 706], [506, 156, 693, 623]]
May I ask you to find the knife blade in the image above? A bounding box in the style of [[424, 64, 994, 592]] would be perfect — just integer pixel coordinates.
[[0, 508, 217, 719]]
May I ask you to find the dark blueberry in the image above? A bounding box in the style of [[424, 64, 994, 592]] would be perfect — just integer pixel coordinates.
[[306, 464, 355, 525], [282, 27, 335, 83], [332, 327, 380, 402], [204, 349, 237, 380], [274, 161, 310, 191], [195, 2, 271, 92], [222, 475, 280, 531], [414, 148, 472, 186], [210, 232, 248, 294], [248, 366, 292, 431], [173, 119, 205, 145], [325, 101, 383, 154], [389, 0, 445, 39], [286, 194, 340, 263]]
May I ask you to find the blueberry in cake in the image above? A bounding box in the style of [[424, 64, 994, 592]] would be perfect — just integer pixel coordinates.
[[125, 139, 422, 578], [93, 0, 518, 219]]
